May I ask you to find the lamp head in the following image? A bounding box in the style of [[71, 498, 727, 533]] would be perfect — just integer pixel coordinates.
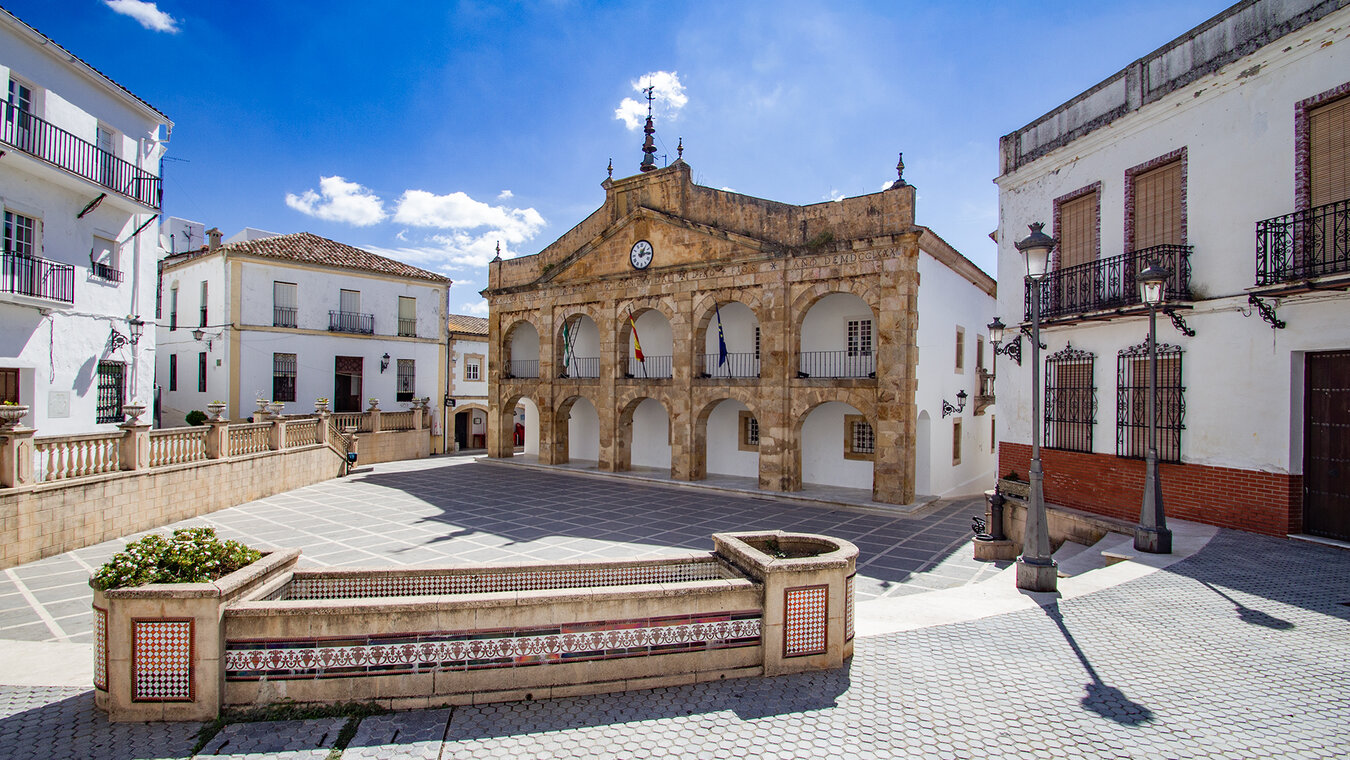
[[1015, 222, 1055, 280], [987, 316, 1007, 346], [192, 328, 205, 342], [1136, 262, 1170, 306]]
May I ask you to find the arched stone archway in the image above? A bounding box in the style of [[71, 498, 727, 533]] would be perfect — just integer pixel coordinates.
[[692, 394, 764, 483], [691, 296, 765, 379], [797, 399, 875, 493], [555, 395, 600, 465]]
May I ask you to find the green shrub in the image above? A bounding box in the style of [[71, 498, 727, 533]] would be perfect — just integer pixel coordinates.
[[93, 527, 262, 590], [185, 410, 208, 426]]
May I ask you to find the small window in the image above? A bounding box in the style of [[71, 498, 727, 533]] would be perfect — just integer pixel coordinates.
[[96, 125, 117, 186], [1, 368, 19, 404], [398, 296, 416, 337], [168, 354, 177, 392], [1309, 94, 1350, 207], [976, 336, 985, 372], [847, 319, 873, 356], [843, 414, 875, 461], [464, 354, 483, 382], [990, 415, 997, 450], [397, 358, 415, 402], [1056, 188, 1100, 270], [738, 410, 760, 452], [273, 282, 297, 328], [273, 353, 296, 402], [96, 361, 125, 423], [199, 281, 209, 327], [952, 419, 963, 465], [1116, 343, 1185, 462], [169, 284, 178, 330], [1131, 157, 1184, 250], [1046, 346, 1097, 453], [955, 327, 965, 372], [197, 351, 206, 393], [3, 210, 36, 258], [91, 235, 120, 281]]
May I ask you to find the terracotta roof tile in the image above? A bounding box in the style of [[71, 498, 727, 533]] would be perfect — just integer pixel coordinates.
[[446, 314, 489, 335], [223, 232, 450, 284]]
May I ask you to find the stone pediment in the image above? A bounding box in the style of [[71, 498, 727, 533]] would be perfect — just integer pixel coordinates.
[[542, 207, 779, 286]]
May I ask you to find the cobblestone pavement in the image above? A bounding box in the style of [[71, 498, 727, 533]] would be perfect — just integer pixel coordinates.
[[0, 455, 995, 643], [0, 529, 1346, 758]]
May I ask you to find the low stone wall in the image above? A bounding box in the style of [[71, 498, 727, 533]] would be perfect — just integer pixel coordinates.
[[352, 428, 432, 466], [0, 446, 343, 568], [93, 531, 858, 721]]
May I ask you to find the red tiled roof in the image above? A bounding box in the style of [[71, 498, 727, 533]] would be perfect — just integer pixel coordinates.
[[224, 232, 450, 284], [446, 314, 489, 335]]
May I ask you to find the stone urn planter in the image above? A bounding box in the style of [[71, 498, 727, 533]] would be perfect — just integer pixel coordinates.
[[121, 402, 146, 424], [0, 404, 29, 428], [268, 401, 285, 416], [314, 398, 330, 414], [367, 398, 380, 412], [206, 402, 228, 422]]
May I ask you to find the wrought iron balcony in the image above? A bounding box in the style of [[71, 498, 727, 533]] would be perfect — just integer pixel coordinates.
[[1256, 198, 1350, 286], [798, 350, 876, 379], [624, 355, 673, 378], [89, 261, 122, 282], [273, 306, 297, 328], [328, 310, 374, 334], [398, 317, 417, 337], [558, 357, 599, 378], [698, 352, 761, 378], [2, 251, 75, 304], [504, 359, 538, 379], [1025, 244, 1192, 322], [1, 103, 161, 209]]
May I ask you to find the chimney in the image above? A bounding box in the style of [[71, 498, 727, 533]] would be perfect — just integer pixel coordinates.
[[207, 227, 222, 253]]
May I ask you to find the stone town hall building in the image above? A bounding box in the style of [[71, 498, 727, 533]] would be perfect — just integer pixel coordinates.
[[482, 158, 996, 504]]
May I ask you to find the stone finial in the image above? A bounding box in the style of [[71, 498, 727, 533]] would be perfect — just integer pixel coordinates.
[[640, 84, 658, 173], [607, 158, 613, 179], [889, 152, 907, 189], [492, 241, 502, 262], [677, 137, 683, 160]]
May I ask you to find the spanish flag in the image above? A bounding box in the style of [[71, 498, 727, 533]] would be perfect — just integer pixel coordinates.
[[629, 310, 645, 362]]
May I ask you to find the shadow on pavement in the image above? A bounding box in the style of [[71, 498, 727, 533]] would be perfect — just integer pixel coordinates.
[[1042, 603, 1154, 726], [0, 687, 200, 760]]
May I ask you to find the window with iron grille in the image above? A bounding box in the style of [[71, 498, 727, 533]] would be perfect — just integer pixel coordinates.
[[397, 358, 415, 402], [96, 361, 124, 423], [273, 353, 296, 402], [1116, 340, 1184, 462], [844, 415, 874, 460], [738, 410, 759, 451], [168, 354, 177, 392], [197, 351, 206, 393], [1045, 344, 1097, 453], [847, 319, 872, 357]]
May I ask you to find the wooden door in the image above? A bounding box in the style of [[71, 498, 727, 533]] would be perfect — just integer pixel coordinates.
[[1305, 351, 1350, 540]]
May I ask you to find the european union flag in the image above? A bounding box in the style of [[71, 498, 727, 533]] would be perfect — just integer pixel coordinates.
[[715, 303, 728, 367]]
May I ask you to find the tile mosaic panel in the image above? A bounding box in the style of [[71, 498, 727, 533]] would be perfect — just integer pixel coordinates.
[[783, 585, 828, 657], [132, 619, 194, 701], [845, 574, 855, 642], [225, 611, 761, 681], [270, 562, 726, 601], [93, 605, 107, 692]]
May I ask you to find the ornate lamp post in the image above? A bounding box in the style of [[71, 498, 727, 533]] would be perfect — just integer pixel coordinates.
[[1135, 262, 1174, 554], [1014, 223, 1057, 592]]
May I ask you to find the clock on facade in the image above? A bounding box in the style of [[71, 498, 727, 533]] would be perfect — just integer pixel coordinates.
[[630, 240, 654, 270]]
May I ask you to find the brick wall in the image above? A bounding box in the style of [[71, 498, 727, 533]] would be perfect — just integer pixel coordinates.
[[999, 442, 1300, 537]]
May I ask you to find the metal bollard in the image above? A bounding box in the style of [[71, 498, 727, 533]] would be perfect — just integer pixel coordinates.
[[987, 489, 1007, 541]]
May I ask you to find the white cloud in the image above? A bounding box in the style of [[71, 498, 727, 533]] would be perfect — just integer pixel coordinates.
[[462, 299, 489, 316], [285, 176, 386, 226], [104, 0, 178, 33], [393, 190, 545, 244], [615, 71, 688, 130], [497, 190, 514, 200]]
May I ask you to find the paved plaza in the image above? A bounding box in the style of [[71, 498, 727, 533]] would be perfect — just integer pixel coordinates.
[[0, 455, 1347, 758]]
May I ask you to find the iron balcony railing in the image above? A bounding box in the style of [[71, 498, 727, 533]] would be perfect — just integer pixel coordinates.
[[1256, 198, 1350, 285], [504, 359, 538, 379], [558, 356, 599, 378], [2, 251, 75, 303], [698, 352, 761, 378], [624, 355, 673, 378], [1, 103, 161, 209], [89, 261, 122, 282], [329, 310, 374, 334], [398, 317, 417, 337], [798, 350, 876, 379], [273, 306, 297, 328], [1025, 244, 1192, 322]]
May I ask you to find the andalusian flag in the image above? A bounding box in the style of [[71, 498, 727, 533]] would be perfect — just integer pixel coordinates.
[[715, 303, 729, 368], [560, 318, 573, 375], [628, 309, 645, 362]]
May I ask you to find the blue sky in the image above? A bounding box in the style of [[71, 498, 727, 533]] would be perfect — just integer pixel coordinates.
[[9, 0, 1232, 316]]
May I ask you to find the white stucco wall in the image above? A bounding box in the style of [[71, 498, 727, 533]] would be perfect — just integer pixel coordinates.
[[506, 322, 539, 365], [801, 401, 873, 489], [450, 335, 488, 399], [994, 7, 1350, 475], [566, 396, 599, 462], [629, 397, 671, 470], [799, 293, 874, 353], [628, 309, 673, 361], [705, 399, 758, 478], [521, 397, 540, 456]]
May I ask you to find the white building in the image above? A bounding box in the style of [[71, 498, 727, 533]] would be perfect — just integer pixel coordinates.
[[156, 230, 450, 435], [994, 0, 1350, 540], [444, 314, 490, 451], [0, 8, 171, 434]]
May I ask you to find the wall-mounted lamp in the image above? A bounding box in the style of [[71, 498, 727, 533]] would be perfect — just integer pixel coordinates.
[[380, 353, 391, 373], [108, 326, 128, 351], [987, 316, 1022, 366], [941, 390, 968, 418], [191, 328, 221, 352], [128, 316, 145, 346]]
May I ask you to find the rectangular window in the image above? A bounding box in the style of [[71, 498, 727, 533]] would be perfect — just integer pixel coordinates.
[[398, 296, 416, 337], [96, 361, 124, 423], [169, 285, 178, 330], [1045, 347, 1096, 453], [197, 351, 206, 393], [976, 336, 986, 372], [96, 124, 116, 187], [464, 356, 481, 382], [1310, 94, 1350, 207], [847, 319, 873, 356], [397, 359, 415, 402], [955, 327, 965, 372], [738, 410, 760, 452], [3, 210, 36, 257], [0, 368, 19, 404], [168, 354, 177, 392], [1131, 160, 1184, 250], [6, 78, 33, 149], [843, 414, 875, 460], [952, 419, 963, 465], [273, 281, 297, 327], [90, 235, 120, 281], [1057, 190, 1099, 269], [990, 415, 997, 450], [199, 280, 208, 327], [340, 288, 360, 314], [1116, 344, 1184, 462], [272, 353, 297, 402]]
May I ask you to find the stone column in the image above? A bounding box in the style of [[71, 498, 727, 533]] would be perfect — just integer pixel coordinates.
[[761, 278, 795, 492], [117, 422, 151, 471], [204, 420, 229, 459], [267, 418, 287, 451], [668, 295, 695, 481], [0, 426, 35, 487], [872, 236, 920, 505], [314, 411, 331, 446]]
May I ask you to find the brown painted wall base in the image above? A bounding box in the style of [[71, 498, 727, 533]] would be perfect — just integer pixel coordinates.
[[998, 443, 1300, 537]]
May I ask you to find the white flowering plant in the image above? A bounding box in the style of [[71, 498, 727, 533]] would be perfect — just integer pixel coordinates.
[[92, 527, 261, 590]]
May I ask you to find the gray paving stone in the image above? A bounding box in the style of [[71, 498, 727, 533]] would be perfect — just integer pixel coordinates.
[[342, 708, 451, 759], [199, 717, 346, 757]]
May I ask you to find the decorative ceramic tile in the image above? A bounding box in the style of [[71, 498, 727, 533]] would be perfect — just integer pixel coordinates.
[[132, 619, 193, 701], [225, 611, 761, 681], [845, 574, 855, 642], [92, 605, 107, 691], [783, 585, 828, 657], [271, 562, 725, 601]]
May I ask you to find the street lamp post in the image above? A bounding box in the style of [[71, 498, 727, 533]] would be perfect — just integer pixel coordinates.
[[1135, 263, 1174, 554], [1014, 223, 1057, 592]]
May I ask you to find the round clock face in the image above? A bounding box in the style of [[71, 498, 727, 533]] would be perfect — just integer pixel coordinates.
[[630, 240, 654, 270]]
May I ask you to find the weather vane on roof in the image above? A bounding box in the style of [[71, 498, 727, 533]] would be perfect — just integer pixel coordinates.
[[640, 82, 658, 173]]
